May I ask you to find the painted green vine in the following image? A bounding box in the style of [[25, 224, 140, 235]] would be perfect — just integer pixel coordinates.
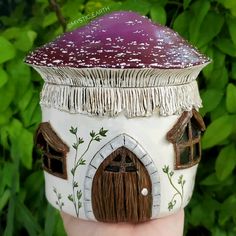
[[162, 165, 186, 211], [53, 187, 64, 211], [68, 126, 108, 217]]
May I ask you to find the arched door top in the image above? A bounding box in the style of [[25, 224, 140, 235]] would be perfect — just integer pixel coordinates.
[[84, 134, 161, 220]]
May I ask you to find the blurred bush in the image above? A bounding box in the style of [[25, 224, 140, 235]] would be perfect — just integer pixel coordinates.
[[0, 0, 236, 235]]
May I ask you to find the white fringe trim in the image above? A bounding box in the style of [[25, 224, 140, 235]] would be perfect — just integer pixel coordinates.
[[32, 64, 207, 87], [40, 81, 202, 117]]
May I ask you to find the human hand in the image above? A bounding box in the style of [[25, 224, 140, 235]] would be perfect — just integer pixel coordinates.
[[61, 209, 184, 236]]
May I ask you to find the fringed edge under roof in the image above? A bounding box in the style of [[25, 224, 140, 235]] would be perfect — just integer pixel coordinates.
[[40, 80, 202, 117]]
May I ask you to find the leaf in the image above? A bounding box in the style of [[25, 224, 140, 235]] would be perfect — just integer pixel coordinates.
[[77, 190, 82, 200], [215, 38, 236, 57], [0, 81, 15, 112], [14, 30, 37, 52], [232, 62, 236, 80], [173, 11, 191, 39], [44, 204, 56, 236], [227, 17, 236, 45], [42, 12, 57, 28], [150, 6, 166, 25], [68, 194, 73, 202], [94, 136, 101, 142], [189, 0, 210, 44], [4, 195, 15, 236], [0, 36, 16, 63], [202, 115, 234, 149], [218, 0, 236, 16], [72, 143, 78, 150], [226, 83, 236, 113], [16, 201, 42, 236], [215, 144, 236, 181], [0, 67, 8, 88], [69, 127, 77, 135], [90, 130, 96, 138], [8, 119, 33, 169], [0, 189, 10, 211], [73, 181, 78, 188], [200, 89, 223, 115], [200, 173, 220, 186], [219, 195, 236, 226], [183, 0, 192, 9], [99, 127, 108, 137], [197, 11, 224, 48]]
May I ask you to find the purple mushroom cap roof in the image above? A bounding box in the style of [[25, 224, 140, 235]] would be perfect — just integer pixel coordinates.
[[25, 11, 210, 69]]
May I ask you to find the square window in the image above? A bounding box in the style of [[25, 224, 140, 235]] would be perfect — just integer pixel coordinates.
[[51, 158, 63, 174], [193, 143, 201, 161], [43, 155, 49, 169], [179, 147, 191, 165]]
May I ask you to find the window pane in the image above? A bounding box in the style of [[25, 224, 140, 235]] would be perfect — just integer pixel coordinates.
[[37, 133, 47, 151], [113, 154, 122, 162], [191, 121, 201, 138], [48, 145, 63, 157], [125, 156, 132, 163], [105, 165, 119, 172], [180, 127, 189, 142], [193, 143, 200, 161], [43, 155, 49, 169], [179, 147, 191, 165], [126, 166, 137, 172], [51, 158, 63, 174]]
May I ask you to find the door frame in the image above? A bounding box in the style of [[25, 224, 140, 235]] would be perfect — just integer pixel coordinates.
[[84, 133, 161, 220]]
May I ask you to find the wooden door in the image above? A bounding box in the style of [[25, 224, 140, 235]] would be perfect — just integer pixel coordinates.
[[92, 147, 152, 223]]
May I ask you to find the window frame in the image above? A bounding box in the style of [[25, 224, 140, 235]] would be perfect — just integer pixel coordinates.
[[36, 122, 69, 179], [167, 110, 205, 170]]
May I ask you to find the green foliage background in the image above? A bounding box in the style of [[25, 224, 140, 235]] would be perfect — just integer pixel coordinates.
[[0, 0, 236, 235]]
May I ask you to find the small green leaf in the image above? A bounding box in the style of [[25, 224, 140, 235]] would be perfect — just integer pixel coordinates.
[[90, 130, 96, 138], [73, 181, 78, 188], [232, 62, 236, 80], [227, 17, 236, 45], [72, 143, 78, 150], [189, 0, 210, 43], [218, 0, 236, 16], [150, 6, 166, 25], [173, 11, 191, 39], [226, 83, 236, 113], [0, 189, 10, 212], [68, 194, 73, 202], [99, 127, 108, 137], [14, 30, 37, 52], [197, 11, 224, 47], [215, 38, 236, 57], [215, 144, 236, 181], [0, 36, 16, 63], [200, 89, 224, 115], [42, 12, 57, 28], [78, 137, 84, 144], [79, 159, 86, 165], [183, 0, 192, 9], [77, 190, 82, 200], [0, 68, 8, 87], [69, 127, 77, 135], [94, 136, 101, 142], [202, 115, 234, 149], [16, 201, 42, 235]]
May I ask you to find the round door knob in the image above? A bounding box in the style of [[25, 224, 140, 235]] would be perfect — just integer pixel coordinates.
[[141, 188, 148, 196]]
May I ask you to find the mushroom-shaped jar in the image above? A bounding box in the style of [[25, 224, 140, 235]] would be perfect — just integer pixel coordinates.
[[26, 11, 210, 223]]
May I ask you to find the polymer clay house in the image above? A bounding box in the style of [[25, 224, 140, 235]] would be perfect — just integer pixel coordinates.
[[25, 11, 210, 223]]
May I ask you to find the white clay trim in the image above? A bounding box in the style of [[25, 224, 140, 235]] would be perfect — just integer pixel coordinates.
[[84, 133, 161, 220], [32, 64, 208, 87], [40, 81, 202, 117]]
